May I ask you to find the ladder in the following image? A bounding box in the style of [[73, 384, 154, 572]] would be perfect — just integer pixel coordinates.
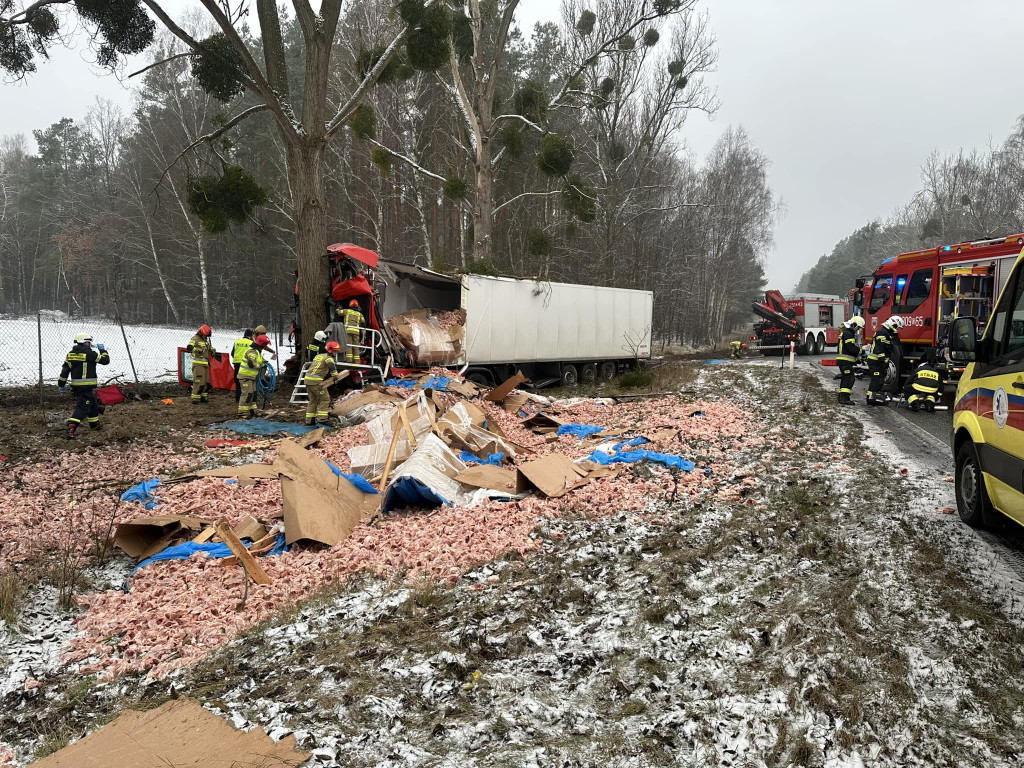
[[289, 362, 312, 404], [290, 329, 389, 405]]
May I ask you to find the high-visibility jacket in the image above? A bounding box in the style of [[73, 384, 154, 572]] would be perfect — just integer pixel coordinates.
[[908, 363, 945, 397], [232, 337, 253, 365], [187, 335, 215, 365], [305, 352, 338, 382], [836, 327, 861, 363], [306, 339, 326, 360], [239, 346, 266, 379], [58, 344, 110, 388], [868, 326, 897, 361], [339, 308, 364, 333]]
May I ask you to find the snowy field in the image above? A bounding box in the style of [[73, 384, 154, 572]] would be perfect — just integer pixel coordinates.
[[0, 314, 253, 387]]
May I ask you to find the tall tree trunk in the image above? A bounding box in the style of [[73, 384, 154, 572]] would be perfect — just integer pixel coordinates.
[[197, 229, 210, 323], [142, 209, 181, 323], [472, 135, 493, 263], [291, 140, 330, 344]]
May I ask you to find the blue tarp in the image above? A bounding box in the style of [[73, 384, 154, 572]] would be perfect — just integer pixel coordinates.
[[127, 533, 289, 585], [324, 460, 380, 494], [556, 424, 605, 439], [420, 375, 451, 391], [587, 438, 695, 472], [209, 419, 320, 436], [705, 359, 731, 364], [120, 478, 161, 509], [385, 378, 417, 388], [382, 476, 449, 514], [458, 450, 505, 466]]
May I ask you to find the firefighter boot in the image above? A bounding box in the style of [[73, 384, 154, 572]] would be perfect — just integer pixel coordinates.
[[63, 422, 78, 440], [837, 393, 854, 406], [89, 421, 103, 430]]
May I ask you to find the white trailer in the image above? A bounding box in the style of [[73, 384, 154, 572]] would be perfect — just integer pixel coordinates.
[[379, 260, 653, 386]]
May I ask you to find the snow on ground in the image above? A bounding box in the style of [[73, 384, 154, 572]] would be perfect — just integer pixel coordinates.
[[0, 315, 252, 386]]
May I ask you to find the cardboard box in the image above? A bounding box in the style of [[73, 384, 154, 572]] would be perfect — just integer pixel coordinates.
[[114, 515, 206, 560], [455, 464, 525, 494], [516, 453, 592, 498]]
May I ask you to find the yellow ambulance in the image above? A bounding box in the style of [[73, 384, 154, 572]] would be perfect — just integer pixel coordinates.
[[949, 247, 1024, 524]]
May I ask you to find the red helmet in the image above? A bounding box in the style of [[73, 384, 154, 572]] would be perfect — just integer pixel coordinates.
[[348, 299, 359, 308], [255, 334, 270, 348], [199, 324, 212, 336], [325, 340, 341, 353], [740, 343, 747, 350]]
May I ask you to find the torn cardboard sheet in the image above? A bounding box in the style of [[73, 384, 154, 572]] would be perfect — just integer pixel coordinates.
[[446, 378, 480, 398], [31, 697, 309, 767], [485, 370, 529, 402], [195, 463, 280, 486], [503, 391, 530, 413], [231, 515, 267, 542], [455, 464, 526, 494], [517, 453, 595, 498], [297, 427, 326, 448], [522, 412, 571, 434], [114, 515, 206, 560], [330, 388, 400, 417]]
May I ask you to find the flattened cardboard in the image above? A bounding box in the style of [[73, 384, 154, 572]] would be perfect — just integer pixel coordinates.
[[114, 515, 205, 560], [331, 389, 400, 417], [517, 453, 592, 498], [485, 370, 529, 402], [446, 378, 480, 398], [32, 697, 309, 767], [503, 391, 530, 413], [231, 515, 267, 542], [521, 412, 570, 433], [455, 464, 524, 493], [281, 476, 364, 547], [297, 427, 326, 448], [195, 464, 280, 485]]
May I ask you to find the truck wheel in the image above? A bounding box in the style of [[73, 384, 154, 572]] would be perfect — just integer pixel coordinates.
[[599, 361, 617, 380], [466, 370, 491, 387], [581, 363, 598, 384], [560, 364, 579, 387], [955, 441, 992, 528], [807, 334, 818, 355], [882, 359, 900, 393], [817, 333, 827, 353]]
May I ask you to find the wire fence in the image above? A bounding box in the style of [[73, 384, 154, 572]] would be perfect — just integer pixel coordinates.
[[0, 311, 291, 393]]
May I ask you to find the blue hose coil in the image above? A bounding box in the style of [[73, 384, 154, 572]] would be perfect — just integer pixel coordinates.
[[256, 361, 277, 396]]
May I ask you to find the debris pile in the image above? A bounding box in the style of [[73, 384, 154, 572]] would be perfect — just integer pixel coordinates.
[[5, 368, 761, 682], [386, 309, 466, 365]]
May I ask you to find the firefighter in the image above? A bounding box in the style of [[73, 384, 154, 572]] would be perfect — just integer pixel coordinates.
[[303, 340, 341, 425], [866, 315, 904, 406], [729, 340, 743, 359], [904, 349, 946, 412], [337, 300, 365, 364], [186, 325, 220, 405], [306, 329, 328, 361], [253, 325, 278, 360], [231, 329, 254, 404], [836, 315, 865, 406], [57, 334, 110, 439], [238, 334, 271, 419]]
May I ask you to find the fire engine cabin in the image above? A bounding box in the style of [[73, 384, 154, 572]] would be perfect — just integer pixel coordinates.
[[859, 234, 1024, 374]]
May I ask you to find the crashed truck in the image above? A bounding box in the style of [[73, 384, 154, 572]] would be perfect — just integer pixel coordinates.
[[750, 290, 848, 356], [287, 243, 654, 389]]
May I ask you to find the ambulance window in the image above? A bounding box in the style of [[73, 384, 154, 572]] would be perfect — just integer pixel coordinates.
[[993, 270, 1024, 360], [869, 275, 892, 311], [903, 269, 933, 311]]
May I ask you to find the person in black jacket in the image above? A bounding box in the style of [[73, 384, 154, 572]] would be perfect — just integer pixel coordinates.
[[57, 334, 110, 439], [903, 349, 946, 412]]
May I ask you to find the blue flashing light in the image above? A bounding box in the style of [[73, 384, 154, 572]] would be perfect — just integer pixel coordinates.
[[943, 245, 951, 252], [880, 256, 895, 266], [896, 277, 907, 288]]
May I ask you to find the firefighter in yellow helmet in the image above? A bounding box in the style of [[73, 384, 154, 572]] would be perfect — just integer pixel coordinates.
[[238, 334, 271, 419], [336, 300, 365, 364], [57, 333, 110, 439], [186, 324, 220, 405], [304, 340, 341, 425]]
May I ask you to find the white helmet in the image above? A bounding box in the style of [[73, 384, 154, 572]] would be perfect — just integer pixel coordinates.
[[883, 315, 904, 330], [314, 330, 327, 342], [74, 334, 93, 345], [845, 316, 865, 329]]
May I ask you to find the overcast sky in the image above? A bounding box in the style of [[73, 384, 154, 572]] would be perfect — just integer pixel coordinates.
[[3, 0, 1023, 290]]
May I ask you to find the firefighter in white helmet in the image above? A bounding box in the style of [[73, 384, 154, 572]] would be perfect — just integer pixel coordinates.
[[835, 315, 865, 405], [57, 333, 110, 439], [866, 315, 904, 406]]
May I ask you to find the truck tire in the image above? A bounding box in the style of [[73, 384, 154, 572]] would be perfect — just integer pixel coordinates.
[[955, 441, 992, 528], [466, 370, 492, 387], [560, 364, 579, 387], [599, 361, 617, 380], [806, 334, 817, 355], [817, 333, 827, 353], [581, 363, 598, 384]]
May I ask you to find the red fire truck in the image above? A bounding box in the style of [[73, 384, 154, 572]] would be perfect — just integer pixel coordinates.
[[856, 234, 1024, 383], [751, 290, 848, 355]]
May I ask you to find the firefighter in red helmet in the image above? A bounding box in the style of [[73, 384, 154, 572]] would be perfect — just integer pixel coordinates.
[[186, 325, 220, 404], [238, 333, 271, 419], [335, 299, 365, 364], [303, 340, 342, 425]]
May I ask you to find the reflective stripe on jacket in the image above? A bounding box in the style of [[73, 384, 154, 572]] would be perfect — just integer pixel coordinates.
[[868, 327, 895, 361], [232, 338, 252, 364], [239, 346, 265, 379], [58, 344, 110, 388], [305, 352, 337, 382], [187, 335, 214, 365], [836, 328, 860, 363], [340, 309, 364, 333], [909, 366, 943, 394]]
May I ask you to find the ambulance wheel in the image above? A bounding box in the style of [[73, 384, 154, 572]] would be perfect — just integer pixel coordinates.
[[955, 441, 991, 528], [560, 364, 579, 387], [599, 361, 617, 381], [580, 363, 598, 384]]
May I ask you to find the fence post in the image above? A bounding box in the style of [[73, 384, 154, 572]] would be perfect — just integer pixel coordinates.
[[114, 302, 141, 389], [38, 311, 44, 420]]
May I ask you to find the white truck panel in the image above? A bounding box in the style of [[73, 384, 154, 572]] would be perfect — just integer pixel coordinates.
[[461, 275, 652, 365]]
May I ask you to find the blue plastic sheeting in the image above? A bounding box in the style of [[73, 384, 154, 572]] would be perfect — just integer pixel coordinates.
[[209, 419, 320, 436], [704, 359, 731, 364], [382, 476, 449, 514], [458, 450, 505, 466], [324, 460, 380, 494], [120, 478, 161, 509], [420, 376, 451, 391], [587, 438, 695, 472], [556, 424, 605, 439], [127, 533, 289, 584], [385, 378, 417, 388]]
